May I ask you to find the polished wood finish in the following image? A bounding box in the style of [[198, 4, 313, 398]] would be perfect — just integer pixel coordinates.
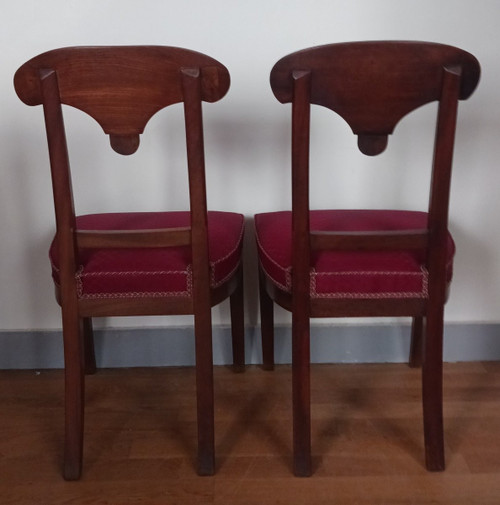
[[409, 316, 425, 368], [261, 42, 480, 476], [270, 42, 479, 155], [76, 227, 192, 249], [14, 46, 244, 480], [310, 229, 429, 252], [1, 363, 500, 504]]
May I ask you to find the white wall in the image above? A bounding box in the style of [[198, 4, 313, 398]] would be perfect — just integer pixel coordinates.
[[1, 0, 499, 332]]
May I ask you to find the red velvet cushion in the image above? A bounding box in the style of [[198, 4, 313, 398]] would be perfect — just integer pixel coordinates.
[[50, 211, 244, 299], [255, 210, 454, 299]]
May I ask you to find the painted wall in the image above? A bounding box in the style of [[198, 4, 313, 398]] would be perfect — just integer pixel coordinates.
[[1, 0, 499, 336]]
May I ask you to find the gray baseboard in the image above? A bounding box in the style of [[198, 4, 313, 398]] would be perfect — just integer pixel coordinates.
[[1, 323, 500, 369]]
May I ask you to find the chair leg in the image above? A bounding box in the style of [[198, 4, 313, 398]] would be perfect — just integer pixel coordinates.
[[62, 307, 85, 480], [259, 266, 275, 371], [82, 318, 97, 375], [230, 265, 245, 372], [422, 305, 445, 471], [292, 307, 312, 477], [194, 305, 215, 476], [409, 316, 424, 368]]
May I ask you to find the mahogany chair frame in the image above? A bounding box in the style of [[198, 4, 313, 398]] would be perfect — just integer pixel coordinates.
[[259, 41, 480, 476], [14, 46, 245, 480]]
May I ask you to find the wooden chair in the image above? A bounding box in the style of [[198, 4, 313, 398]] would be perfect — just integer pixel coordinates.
[[255, 41, 480, 476], [14, 46, 245, 480]]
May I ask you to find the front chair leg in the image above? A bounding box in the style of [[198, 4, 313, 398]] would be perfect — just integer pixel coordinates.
[[194, 306, 215, 476], [422, 306, 445, 471], [62, 307, 85, 480], [259, 265, 275, 371], [230, 265, 245, 372], [82, 317, 97, 375], [409, 316, 424, 368]]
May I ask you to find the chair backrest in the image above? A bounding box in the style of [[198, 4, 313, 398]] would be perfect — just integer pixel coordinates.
[[14, 46, 230, 284], [269, 41, 480, 301], [15, 46, 230, 154], [270, 41, 479, 155]]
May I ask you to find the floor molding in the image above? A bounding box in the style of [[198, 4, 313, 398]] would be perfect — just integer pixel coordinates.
[[1, 323, 499, 369]]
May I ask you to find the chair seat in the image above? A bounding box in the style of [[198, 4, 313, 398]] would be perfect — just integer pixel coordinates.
[[255, 210, 454, 299], [50, 211, 244, 300]]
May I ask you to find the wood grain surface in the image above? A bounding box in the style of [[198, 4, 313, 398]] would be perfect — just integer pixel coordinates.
[[1, 362, 499, 504]]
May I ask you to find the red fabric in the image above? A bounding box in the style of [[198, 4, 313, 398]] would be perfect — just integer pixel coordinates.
[[50, 211, 244, 299], [255, 210, 454, 299]]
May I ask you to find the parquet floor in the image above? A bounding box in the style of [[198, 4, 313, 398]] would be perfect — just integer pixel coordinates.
[[1, 362, 500, 504]]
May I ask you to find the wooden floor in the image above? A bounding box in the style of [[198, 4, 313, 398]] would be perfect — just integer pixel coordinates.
[[1, 362, 500, 504]]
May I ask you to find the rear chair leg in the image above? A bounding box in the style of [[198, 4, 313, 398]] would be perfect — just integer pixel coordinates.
[[422, 307, 445, 471], [292, 307, 311, 477], [194, 305, 215, 476], [62, 309, 85, 480]]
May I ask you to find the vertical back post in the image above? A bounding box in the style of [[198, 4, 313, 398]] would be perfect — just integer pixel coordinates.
[[291, 69, 313, 477], [423, 64, 462, 472], [40, 68, 84, 480], [181, 67, 215, 475]]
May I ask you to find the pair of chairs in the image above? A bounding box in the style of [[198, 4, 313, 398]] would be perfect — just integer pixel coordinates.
[[14, 41, 480, 480]]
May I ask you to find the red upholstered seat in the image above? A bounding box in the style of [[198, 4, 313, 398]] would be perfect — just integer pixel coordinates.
[[50, 211, 245, 300], [255, 210, 454, 299]]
